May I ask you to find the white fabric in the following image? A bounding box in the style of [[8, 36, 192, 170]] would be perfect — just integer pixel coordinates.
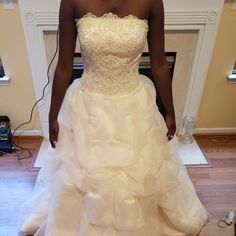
[[19, 13, 208, 236]]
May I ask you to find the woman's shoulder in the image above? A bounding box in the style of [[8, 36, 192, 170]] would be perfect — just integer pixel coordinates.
[[72, 0, 91, 19]]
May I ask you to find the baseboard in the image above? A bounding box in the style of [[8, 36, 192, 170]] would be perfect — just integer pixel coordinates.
[[194, 127, 236, 134], [12, 128, 236, 136], [12, 130, 43, 136]]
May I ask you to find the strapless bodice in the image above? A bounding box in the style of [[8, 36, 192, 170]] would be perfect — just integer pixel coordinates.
[[76, 13, 148, 96]]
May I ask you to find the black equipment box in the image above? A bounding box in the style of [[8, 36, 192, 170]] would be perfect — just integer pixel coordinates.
[[0, 116, 13, 153]]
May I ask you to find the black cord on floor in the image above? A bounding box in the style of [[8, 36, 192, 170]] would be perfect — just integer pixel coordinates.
[[10, 27, 60, 160], [13, 145, 32, 161], [0, 145, 32, 161]]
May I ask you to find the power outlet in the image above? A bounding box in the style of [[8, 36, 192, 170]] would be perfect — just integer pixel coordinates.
[[3, 0, 14, 10]]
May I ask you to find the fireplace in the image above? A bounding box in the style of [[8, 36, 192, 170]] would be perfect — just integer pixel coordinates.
[[18, 0, 225, 138]]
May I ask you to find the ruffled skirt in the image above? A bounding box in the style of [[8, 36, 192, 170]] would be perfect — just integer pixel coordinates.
[[19, 75, 208, 236]]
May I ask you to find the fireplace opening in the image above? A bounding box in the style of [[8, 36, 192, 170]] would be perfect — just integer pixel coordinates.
[[70, 52, 177, 118], [139, 52, 177, 118]]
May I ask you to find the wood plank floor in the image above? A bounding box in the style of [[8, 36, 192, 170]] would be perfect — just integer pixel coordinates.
[[0, 136, 42, 236], [0, 135, 235, 236]]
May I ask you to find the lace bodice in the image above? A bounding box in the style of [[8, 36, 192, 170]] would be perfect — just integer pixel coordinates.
[[76, 13, 148, 96]]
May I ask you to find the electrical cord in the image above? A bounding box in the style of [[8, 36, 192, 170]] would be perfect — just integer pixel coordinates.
[[10, 26, 60, 160], [217, 211, 235, 228], [13, 145, 32, 161], [0, 147, 30, 160]]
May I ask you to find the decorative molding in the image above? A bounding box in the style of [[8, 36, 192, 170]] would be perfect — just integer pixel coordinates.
[[35, 11, 59, 25], [24, 10, 219, 26], [194, 128, 236, 134], [25, 11, 36, 24], [165, 11, 213, 25], [207, 11, 218, 24]]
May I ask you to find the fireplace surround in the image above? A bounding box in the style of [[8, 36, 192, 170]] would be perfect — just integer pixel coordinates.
[[18, 0, 224, 138]]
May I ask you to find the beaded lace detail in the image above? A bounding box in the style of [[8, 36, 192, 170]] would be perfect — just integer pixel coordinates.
[[76, 13, 148, 96]]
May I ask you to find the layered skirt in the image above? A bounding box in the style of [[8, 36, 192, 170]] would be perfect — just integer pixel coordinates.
[[19, 75, 208, 236]]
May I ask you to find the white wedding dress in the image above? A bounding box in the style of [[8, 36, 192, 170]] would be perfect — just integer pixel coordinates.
[[19, 13, 208, 236]]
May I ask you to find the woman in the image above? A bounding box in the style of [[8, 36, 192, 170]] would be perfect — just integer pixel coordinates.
[[19, 0, 208, 235]]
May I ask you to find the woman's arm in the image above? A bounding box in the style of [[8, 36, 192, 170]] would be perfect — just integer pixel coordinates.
[[49, 0, 77, 148], [147, 0, 176, 140]]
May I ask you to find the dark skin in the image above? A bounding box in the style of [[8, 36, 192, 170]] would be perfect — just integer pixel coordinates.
[[49, 0, 176, 148]]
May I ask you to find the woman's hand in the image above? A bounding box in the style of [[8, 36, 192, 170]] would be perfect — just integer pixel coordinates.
[[165, 114, 176, 141], [49, 119, 59, 148]]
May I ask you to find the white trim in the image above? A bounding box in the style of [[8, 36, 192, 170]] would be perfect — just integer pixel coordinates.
[[27, 10, 217, 25], [165, 11, 219, 25], [194, 128, 236, 134], [13, 130, 43, 136], [21, 10, 217, 25]]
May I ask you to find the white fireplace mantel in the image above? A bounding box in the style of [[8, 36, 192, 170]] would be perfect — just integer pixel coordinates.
[[18, 0, 224, 138]]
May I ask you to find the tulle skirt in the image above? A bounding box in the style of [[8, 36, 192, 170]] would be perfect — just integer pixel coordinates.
[[19, 75, 208, 236]]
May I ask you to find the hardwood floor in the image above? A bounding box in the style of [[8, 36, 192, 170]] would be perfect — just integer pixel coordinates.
[[0, 136, 42, 236], [189, 135, 236, 235], [0, 135, 235, 235], [188, 135, 236, 218]]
